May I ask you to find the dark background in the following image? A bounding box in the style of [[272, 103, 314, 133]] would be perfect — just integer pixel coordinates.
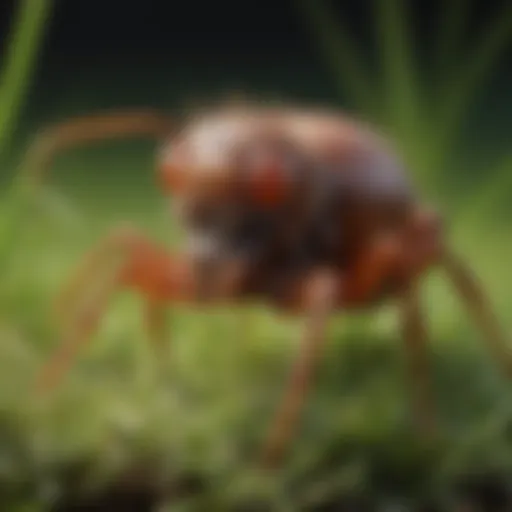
[[0, 0, 510, 119], [0, 1, 505, 59]]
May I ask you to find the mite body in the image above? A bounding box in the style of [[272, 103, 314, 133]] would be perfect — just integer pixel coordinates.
[[26, 102, 511, 469], [158, 106, 419, 303]]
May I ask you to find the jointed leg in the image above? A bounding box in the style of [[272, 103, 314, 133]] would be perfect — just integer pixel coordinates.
[[257, 234, 412, 466], [400, 281, 435, 435], [259, 269, 339, 469], [343, 233, 402, 307], [36, 226, 193, 393], [441, 250, 512, 377], [36, 263, 124, 392], [343, 233, 437, 434], [52, 227, 131, 324], [21, 111, 171, 192]]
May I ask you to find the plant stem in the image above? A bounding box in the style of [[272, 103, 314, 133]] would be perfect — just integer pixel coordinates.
[[0, 0, 54, 162], [295, 0, 378, 118]]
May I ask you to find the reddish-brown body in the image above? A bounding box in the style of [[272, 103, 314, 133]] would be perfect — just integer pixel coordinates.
[[24, 104, 511, 470], [158, 106, 423, 306]]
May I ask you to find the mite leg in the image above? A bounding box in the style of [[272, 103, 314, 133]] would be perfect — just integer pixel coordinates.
[[257, 235, 406, 468], [400, 280, 436, 435], [346, 215, 438, 434], [21, 110, 171, 192], [440, 250, 512, 377], [36, 264, 123, 393], [399, 206, 445, 283], [259, 268, 339, 469], [342, 233, 402, 307], [35, 226, 193, 393], [52, 226, 136, 324]]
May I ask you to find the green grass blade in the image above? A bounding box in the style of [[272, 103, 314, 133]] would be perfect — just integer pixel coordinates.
[[0, 0, 54, 275], [373, 0, 422, 137], [294, 0, 378, 117], [0, 0, 54, 161], [371, 0, 441, 189], [456, 154, 512, 223], [435, 2, 512, 155]]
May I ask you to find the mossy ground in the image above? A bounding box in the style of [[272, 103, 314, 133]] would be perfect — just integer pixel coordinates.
[[0, 172, 511, 510]]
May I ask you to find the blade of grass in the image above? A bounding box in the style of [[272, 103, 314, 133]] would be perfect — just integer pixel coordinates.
[[0, 0, 54, 162], [455, 154, 512, 224], [372, 0, 440, 189], [373, 0, 422, 137], [0, 0, 54, 275], [434, 1, 512, 160], [294, 0, 378, 117]]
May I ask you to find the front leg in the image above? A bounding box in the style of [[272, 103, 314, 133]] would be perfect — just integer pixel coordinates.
[[259, 268, 340, 469], [257, 234, 407, 468], [400, 281, 435, 435]]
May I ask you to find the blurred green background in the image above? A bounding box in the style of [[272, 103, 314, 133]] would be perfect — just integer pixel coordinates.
[[0, 0, 511, 510]]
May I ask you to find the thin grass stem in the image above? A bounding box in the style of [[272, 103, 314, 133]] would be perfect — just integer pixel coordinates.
[[434, 2, 512, 159], [373, 0, 422, 137], [295, 0, 378, 117], [0, 0, 54, 161], [455, 154, 512, 223]]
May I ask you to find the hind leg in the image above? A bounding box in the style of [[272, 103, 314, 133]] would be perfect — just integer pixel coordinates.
[[259, 268, 340, 468], [36, 225, 193, 393], [398, 205, 511, 428], [403, 206, 512, 377], [400, 280, 435, 434], [441, 250, 512, 377]]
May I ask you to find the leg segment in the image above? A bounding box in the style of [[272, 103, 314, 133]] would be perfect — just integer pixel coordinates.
[[21, 111, 171, 192], [400, 281, 435, 435], [52, 226, 135, 324], [342, 233, 402, 307], [345, 208, 441, 434], [259, 268, 340, 469], [258, 234, 418, 467], [36, 263, 123, 392], [441, 250, 512, 377], [36, 226, 193, 393]]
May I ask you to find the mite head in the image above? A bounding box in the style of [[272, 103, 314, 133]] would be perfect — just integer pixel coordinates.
[[158, 121, 308, 287]]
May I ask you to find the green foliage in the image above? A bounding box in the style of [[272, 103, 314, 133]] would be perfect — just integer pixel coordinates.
[[0, 0, 54, 160], [0, 0, 54, 275]]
